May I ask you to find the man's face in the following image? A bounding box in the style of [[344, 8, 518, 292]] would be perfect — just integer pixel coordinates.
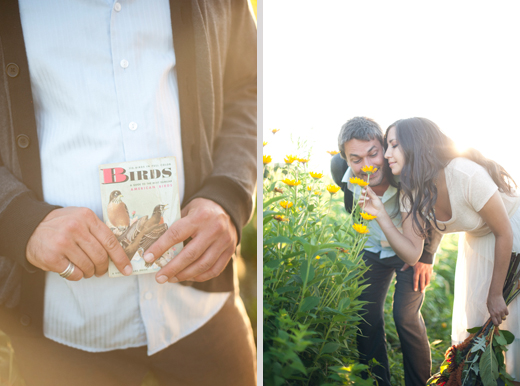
[[343, 138, 386, 186]]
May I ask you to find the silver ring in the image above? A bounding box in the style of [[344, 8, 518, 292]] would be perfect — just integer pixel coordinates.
[[59, 261, 75, 279]]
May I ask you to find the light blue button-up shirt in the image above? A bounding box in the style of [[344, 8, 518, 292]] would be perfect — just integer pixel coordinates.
[[19, 0, 229, 355], [342, 168, 403, 259]]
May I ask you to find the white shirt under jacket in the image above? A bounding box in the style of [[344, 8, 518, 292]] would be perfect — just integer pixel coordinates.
[[18, 0, 230, 355]]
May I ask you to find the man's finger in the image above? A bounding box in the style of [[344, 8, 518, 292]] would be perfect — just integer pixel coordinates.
[[143, 217, 196, 265], [90, 217, 132, 276], [420, 273, 426, 293], [155, 236, 213, 284], [413, 270, 419, 292], [77, 234, 110, 277], [173, 242, 232, 283], [400, 263, 410, 272], [56, 257, 84, 281]]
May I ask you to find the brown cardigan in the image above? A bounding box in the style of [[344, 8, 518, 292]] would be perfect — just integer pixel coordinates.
[[0, 0, 257, 337]]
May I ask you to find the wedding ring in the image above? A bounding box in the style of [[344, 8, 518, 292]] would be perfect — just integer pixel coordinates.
[[501, 316, 507, 321], [59, 261, 75, 279]]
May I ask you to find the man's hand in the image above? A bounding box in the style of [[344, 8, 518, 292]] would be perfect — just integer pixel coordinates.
[[26, 207, 133, 280], [401, 262, 433, 292], [144, 198, 237, 284]]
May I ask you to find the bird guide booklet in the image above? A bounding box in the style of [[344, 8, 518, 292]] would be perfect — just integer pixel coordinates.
[[98, 157, 183, 277]]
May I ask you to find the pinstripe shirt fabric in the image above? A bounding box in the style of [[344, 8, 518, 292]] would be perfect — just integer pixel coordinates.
[[18, 0, 230, 355]]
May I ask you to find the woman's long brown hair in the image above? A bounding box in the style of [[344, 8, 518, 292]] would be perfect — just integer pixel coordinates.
[[386, 117, 517, 237]]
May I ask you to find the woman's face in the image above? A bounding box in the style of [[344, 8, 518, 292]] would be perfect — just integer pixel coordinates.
[[385, 126, 405, 175]]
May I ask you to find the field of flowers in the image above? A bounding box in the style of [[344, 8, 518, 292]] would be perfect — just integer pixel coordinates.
[[263, 136, 459, 385]]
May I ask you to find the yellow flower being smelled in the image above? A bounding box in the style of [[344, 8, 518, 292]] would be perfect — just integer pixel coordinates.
[[309, 172, 323, 179], [263, 155, 272, 164], [263, 141, 268, 147], [281, 178, 302, 186], [284, 155, 298, 164], [352, 223, 369, 234], [361, 165, 378, 174], [360, 212, 377, 221], [349, 177, 369, 187], [326, 184, 341, 194], [297, 158, 309, 164], [272, 128, 280, 134], [327, 150, 340, 155], [280, 201, 293, 209]]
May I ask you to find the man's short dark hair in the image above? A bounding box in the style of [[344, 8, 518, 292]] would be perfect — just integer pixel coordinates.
[[338, 117, 384, 159]]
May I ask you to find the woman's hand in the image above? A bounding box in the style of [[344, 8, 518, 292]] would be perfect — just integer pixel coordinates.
[[487, 293, 509, 326], [358, 187, 386, 218]]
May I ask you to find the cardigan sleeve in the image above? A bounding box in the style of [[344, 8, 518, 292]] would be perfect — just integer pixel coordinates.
[[187, 0, 257, 241]]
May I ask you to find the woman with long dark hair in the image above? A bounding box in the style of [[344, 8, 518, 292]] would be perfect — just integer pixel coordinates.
[[359, 117, 520, 381]]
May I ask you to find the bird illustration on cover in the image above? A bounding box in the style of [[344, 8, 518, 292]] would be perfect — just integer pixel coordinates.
[[107, 190, 130, 231], [107, 191, 170, 268]]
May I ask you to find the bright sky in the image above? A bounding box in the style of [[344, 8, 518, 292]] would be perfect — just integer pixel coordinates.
[[263, 1, 520, 182]]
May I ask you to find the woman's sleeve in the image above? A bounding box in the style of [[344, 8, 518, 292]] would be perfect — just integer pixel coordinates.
[[466, 163, 498, 212]]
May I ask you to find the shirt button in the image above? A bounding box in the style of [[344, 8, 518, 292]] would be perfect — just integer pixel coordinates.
[[129, 122, 138, 131], [145, 292, 153, 300], [120, 59, 129, 69], [114, 2, 122, 11], [16, 134, 30, 148], [6, 63, 20, 78]]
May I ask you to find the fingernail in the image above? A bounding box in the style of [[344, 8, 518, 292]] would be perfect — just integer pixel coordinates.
[[124, 265, 133, 276], [168, 277, 179, 283], [157, 275, 168, 284], [144, 253, 154, 263]]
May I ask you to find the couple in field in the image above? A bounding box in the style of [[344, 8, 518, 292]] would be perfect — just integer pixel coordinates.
[[331, 117, 520, 385]]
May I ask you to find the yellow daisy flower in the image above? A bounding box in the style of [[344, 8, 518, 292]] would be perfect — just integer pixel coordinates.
[[315, 255, 321, 260], [263, 141, 268, 147], [307, 186, 312, 191], [360, 212, 377, 221], [309, 172, 323, 179], [280, 201, 293, 209], [327, 150, 340, 155], [326, 184, 341, 194], [361, 165, 378, 174], [353, 223, 370, 234], [272, 128, 280, 134], [263, 155, 272, 164], [281, 179, 302, 186], [284, 155, 298, 164], [349, 177, 369, 187], [313, 191, 322, 196], [297, 158, 309, 164]]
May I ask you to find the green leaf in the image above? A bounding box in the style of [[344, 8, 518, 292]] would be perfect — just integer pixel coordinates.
[[300, 260, 315, 282], [321, 342, 340, 354], [499, 329, 515, 345], [263, 210, 277, 224], [266, 259, 283, 269], [264, 236, 293, 246], [470, 336, 487, 353], [480, 340, 499, 386], [276, 286, 299, 294], [300, 296, 320, 312], [494, 331, 507, 346], [307, 204, 315, 212], [338, 297, 351, 311], [467, 326, 482, 334]]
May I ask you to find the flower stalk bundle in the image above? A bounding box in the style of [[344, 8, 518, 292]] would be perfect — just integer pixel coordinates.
[[427, 252, 520, 386]]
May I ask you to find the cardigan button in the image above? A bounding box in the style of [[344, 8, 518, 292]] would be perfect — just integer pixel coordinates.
[[20, 314, 31, 327], [16, 134, 30, 149], [6, 63, 19, 78]]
